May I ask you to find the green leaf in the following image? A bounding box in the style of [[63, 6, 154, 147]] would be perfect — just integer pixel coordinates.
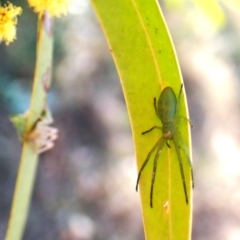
[[90, 0, 193, 239], [9, 113, 28, 141]]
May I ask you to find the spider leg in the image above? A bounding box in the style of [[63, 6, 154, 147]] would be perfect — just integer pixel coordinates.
[[154, 97, 161, 119], [176, 130, 194, 188], [154, 98, 157, 114], [177, 84, 183, 102], [142, 126, 161, 135], [178, 116, 193, 128], [166, 141, 171, 148], [136, 137, 163, 192], [150, 138, 165, 208], [173, 136, 189, 204], [175, 84, 183, 112]]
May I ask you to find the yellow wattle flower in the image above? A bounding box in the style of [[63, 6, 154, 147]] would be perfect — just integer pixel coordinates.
[[0, 3, 22, 45], [28, 0, 70, 17]]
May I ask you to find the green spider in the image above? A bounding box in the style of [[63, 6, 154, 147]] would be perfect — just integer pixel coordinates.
[[136, 85, 194, 208]]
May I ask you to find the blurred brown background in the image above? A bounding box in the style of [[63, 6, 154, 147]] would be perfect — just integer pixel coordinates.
[[1, 0, 240, 239]]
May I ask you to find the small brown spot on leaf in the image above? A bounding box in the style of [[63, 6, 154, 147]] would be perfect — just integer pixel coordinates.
[[42, 68, 51, 92], [42, 11, 53, 36]]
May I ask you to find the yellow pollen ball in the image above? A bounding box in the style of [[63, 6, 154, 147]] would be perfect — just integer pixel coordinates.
[[0, 2, 22, 45]]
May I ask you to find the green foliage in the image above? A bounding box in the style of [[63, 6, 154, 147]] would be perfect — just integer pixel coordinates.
[[90, 0, 193, 239], [5, 14, 53, 240], [9, 113, 28, 141]]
